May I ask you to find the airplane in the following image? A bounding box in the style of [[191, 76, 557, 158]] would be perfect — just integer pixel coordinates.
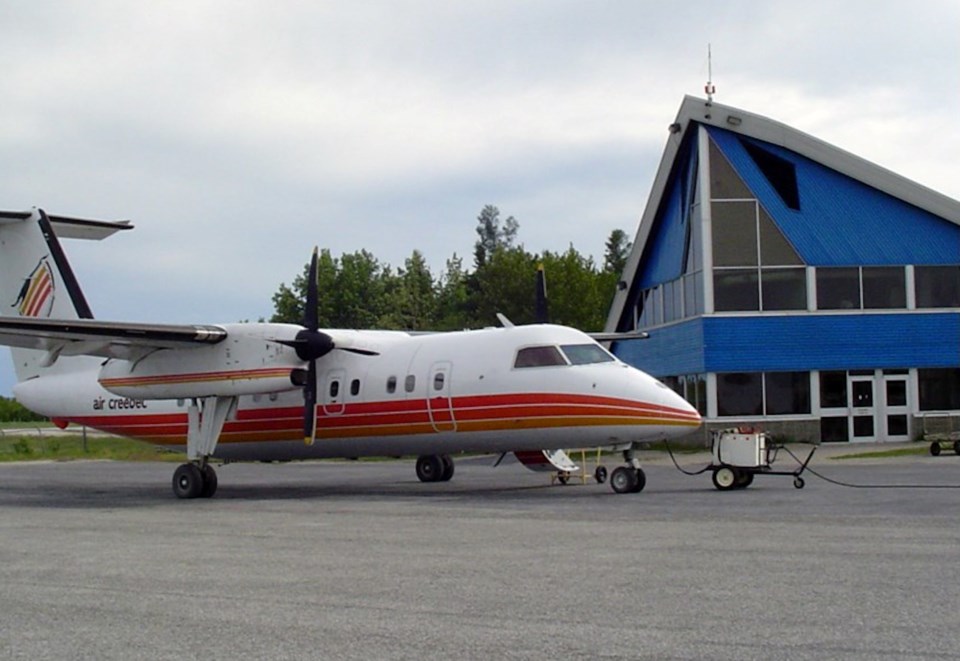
[[0, 208, 702, 498]]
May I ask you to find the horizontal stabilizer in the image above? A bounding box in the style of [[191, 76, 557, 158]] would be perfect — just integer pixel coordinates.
[[0, 210, 132, 240]]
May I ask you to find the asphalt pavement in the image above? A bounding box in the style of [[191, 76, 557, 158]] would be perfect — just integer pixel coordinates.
[[1, 448, 959, 660]]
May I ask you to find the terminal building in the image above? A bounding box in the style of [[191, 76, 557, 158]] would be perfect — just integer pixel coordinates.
[[606, 96, 960, 443]]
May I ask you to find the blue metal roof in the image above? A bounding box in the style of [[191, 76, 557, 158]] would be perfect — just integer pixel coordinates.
[[635, 135, 698, 288], [708, 126, 960, 266]]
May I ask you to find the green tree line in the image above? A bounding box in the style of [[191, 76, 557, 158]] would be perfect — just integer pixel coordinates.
[[271, 205, 631, 331]]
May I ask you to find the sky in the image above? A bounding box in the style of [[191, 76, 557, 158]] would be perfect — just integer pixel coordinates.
[[0, 0, 958, 395]]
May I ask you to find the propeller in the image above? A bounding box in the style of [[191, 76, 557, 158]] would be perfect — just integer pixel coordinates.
[[534, 263, 549, 324], [277, 248, 378, 445]]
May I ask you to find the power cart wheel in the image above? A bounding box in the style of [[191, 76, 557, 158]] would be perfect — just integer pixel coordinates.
[[793, 476, 806, 489], [711, 467, 737, 491]]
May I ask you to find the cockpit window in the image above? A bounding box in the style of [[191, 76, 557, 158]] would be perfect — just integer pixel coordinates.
[[514, 345, 567, 368], [560, 343, 616, 365]]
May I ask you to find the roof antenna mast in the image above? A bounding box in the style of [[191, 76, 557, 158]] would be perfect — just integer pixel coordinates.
[[705, 43, 716, 105]]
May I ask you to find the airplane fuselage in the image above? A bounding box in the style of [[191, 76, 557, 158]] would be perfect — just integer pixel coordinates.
[[15, 324, 700, 462]]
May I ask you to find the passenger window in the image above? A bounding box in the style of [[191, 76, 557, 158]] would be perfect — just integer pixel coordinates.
[[350, 379, 360, 396], [433, 372, 445, 391], [514, 345, 566, 368], [560, 344, 616, 365], [329, 380, 340, 398], [386, 376, 397, 394], [405, 375, 416, 392]]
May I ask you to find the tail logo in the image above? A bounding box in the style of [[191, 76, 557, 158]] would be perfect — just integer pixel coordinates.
[[12, 257, 55, 318]]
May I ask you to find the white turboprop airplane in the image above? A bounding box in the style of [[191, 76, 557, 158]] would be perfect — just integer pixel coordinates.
[[0, 208, 701, 498]]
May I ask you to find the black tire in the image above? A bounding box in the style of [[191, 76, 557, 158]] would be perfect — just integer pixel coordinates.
[[416, 455, 444, 483], [173, 463, 203, 499], [557, 473, 569, 485], [930, 442, 941, 456], [953, 441, 960, 456], [594, 465, 608, 484], [793, 476, 805, 489], [734, 470, 754, 489], [610, 466, 638, 494], [200, 464, 218, 498], [711, 467, 737, 491], [439, 454, 455, 482], [632, 468, 646, 493]]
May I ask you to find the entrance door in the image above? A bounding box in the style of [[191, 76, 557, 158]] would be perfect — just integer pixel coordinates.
[[427, 361, 456, 433], [882, 374, 910, 441], [849, 375, 876, 442]]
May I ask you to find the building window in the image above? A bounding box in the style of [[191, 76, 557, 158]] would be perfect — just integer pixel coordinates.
[[916, 266, 960, 308], [761, 268, 806, 311], [820, 371, 848, 408], [717, 371, 810, 416], [714, 270, 759, 312], [717, 372, 763, 416], [712, 201, 758, 267], [919, 368, 960, 410], [765, 372, 811, 415], [817, 268, 860, 309], [820, 417, 849, 442], [862, 267, 906, 309]]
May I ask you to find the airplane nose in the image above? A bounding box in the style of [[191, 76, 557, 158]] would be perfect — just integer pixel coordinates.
[[660, 384, 702, 430]]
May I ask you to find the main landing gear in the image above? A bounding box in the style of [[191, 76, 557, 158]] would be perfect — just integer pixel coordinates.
[[172, 395, 236, 499], [172, 461, 218, 499], [606, 446, 646, 494], [415, 454, 455, 483]]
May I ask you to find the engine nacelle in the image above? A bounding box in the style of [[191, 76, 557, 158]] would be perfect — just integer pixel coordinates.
[[98, 323, 305, 400]]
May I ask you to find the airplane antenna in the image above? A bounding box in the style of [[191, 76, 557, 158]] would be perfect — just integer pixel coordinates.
[[705, 43, 716, 104]]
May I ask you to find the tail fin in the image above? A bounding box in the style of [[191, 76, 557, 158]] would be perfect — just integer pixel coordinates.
[[0, 208, 132, 381]]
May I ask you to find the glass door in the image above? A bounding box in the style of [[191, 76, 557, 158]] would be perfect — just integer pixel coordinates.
[[849, 375, 876, 442], [882, 374, 910, 441]]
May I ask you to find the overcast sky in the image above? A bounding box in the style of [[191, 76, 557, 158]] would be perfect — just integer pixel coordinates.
[[0, 1, 958, 395]]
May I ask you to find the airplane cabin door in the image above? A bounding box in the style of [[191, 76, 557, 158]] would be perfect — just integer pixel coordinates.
[[427, 361, 456, 433]]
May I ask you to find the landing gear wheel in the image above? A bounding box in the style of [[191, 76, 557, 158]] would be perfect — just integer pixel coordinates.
[[733, 470, 754, 490], [930, 442, 941, 456], [439, 454, 455, 482], [200, 464, 218, 498], [953, 440, 960, 456], [557, 472, 570, 485], [610, 466, 639, 494], [173, 463, 204, 499], [632, 468, 646, 493], [416, 455, 444, 483], [793, 476, 806, 489], [594, 465, 608, 484], [711, 467, 737, 491]]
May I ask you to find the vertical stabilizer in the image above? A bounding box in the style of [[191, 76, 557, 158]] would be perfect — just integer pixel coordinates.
[[0, 208, 132, 381]]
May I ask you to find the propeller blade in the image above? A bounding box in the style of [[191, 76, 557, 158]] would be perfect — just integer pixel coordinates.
[[535, 263, 549, 324], [304, 247, 319, 332], [303, 359, 317, 445]]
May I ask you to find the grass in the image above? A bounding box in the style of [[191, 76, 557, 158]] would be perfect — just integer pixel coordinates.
[[0, 433, 185, 463], [828, 445, 928, 460]]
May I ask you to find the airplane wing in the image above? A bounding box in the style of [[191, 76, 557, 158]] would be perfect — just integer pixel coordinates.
[[0, 316, 226, 362]]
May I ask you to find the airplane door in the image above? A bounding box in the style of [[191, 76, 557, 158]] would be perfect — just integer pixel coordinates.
[[427, 361, 456, 433], [323, 369, 346, 416]]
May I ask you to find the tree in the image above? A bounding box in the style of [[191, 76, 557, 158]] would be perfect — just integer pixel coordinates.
[[603, 228, 632, 276], [381, 250, 436, 330], [435, 253, 470, 330], [474, 204, 518, 268]]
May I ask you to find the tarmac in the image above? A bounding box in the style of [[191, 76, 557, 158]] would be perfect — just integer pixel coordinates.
[[1, 444, 960, 660]]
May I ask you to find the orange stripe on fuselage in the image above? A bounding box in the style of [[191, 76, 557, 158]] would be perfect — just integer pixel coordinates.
[[67, 393, 698, 445], [99, 367, 294, 390]]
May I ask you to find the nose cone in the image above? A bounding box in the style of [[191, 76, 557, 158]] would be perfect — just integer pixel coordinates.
[[659, 385, 702, 431]]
